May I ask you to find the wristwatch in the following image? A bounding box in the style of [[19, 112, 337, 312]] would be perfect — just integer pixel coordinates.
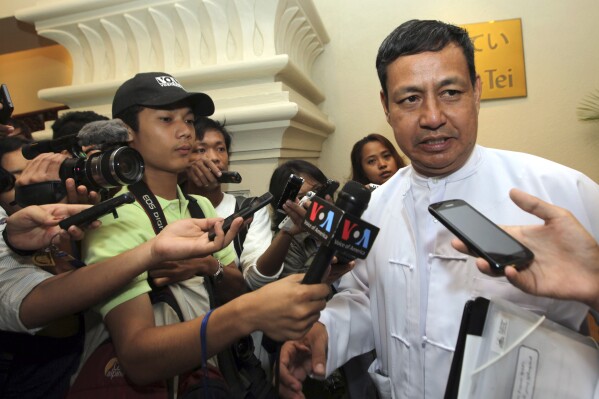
[[212, 259, 224, 283]]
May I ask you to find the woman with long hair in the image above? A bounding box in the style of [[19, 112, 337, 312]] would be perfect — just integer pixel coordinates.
[[350, 133, 405, 185]]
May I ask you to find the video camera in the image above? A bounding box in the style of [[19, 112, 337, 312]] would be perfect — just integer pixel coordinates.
[[16, 119, 145, 206]]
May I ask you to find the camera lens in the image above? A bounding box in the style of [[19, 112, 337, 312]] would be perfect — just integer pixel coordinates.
[[88, 147, 145, 188], [59, 147, 144, 191]]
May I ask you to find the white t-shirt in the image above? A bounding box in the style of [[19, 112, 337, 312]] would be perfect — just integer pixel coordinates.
[[215, 193, 281, 290], [0, 207, 52, 334]]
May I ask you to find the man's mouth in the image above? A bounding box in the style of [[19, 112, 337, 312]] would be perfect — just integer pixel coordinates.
[[419, 136, 453, 151], [422, 137, 448, 145]]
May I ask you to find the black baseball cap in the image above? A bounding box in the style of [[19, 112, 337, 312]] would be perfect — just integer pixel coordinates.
[[112, 72, 214, 118]]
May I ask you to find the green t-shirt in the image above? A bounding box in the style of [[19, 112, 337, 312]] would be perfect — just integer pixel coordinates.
[[81, 185, 236, 318]]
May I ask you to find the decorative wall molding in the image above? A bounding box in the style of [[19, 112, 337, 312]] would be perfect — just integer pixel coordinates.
[[16, 0, 333, 194]]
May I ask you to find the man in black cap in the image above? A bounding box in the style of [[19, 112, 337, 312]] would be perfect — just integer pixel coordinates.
[[76, 72, 289, 390]]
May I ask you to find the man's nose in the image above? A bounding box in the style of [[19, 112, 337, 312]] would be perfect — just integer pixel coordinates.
[[419, 98, 446, 130]]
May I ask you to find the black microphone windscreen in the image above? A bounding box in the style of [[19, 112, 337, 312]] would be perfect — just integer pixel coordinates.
[[339, 180, 371, 206], [335, 180, 371, 217], [77, 119, 130, 147]]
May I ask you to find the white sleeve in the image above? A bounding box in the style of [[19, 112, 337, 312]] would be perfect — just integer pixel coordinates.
[[0, 223, 52, 334], [239, 207, 282, 290], [319, 258, 375, 376]]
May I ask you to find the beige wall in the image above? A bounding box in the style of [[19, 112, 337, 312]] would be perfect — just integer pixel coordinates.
[[3, 0, 598, 183], [0, 45, 72, 114], [312, 0, 599, 184]]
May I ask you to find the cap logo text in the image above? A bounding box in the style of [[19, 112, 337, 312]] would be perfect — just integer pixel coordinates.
[[155, 76, 184, 89]]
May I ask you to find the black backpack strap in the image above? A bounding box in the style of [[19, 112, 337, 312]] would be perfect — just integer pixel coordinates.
[[184, 192, 206, 219], [232, 196, 255, 259]]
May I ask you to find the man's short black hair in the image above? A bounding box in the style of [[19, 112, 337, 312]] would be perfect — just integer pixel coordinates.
[[376, 20, 476, 102], [52, 111, 109, 140]]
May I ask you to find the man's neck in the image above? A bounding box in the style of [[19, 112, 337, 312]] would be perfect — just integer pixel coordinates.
[[143, 168, 179, 200], [187, 182, 224, 207]]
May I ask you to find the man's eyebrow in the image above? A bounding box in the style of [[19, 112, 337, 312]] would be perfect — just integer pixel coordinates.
[[394, 85, 423, 96], [199, 139, 226, 146], [437, 76, 467, 88]]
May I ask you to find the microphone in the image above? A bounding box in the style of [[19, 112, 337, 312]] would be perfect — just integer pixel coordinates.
[[21, 119, 131, 160], [302, 181, 372, 284], [21, 135, 79, 160], [77, 119, 130, 149]]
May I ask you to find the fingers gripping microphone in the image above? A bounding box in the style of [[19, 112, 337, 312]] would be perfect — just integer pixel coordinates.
[[302, 181, 372, 284]]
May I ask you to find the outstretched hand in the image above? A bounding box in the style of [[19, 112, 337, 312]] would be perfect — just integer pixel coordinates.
[[244, 274, 330, 342], [452, 188, 599, 309], [5, 203, 95, 250], [150, 216, 243, 264]]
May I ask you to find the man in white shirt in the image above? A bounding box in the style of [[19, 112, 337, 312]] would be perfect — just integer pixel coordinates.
[[278, 19, 599, 399], [184, 117, 283, 290]]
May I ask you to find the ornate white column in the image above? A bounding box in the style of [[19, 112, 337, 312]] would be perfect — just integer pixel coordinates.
[[16, 0, 333, 194]]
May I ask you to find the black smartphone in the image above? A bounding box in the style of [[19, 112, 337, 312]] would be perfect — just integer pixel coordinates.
[[58, 192, 135, 230], [316, 179, 340, 199], [276, 174, 304, 212], [208, 191, 274, 240], [428, 199, 534, 272], [217, 171, 242, 184], [0, 84, 14, 125]]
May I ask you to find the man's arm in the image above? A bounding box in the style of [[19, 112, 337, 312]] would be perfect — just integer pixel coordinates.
[[105, 273, 330, 385], [16, 214, 241, 328], [253, 200, 307, 280]]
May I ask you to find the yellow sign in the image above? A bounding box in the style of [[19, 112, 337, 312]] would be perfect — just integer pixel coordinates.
[[461, 18, 527, 100]]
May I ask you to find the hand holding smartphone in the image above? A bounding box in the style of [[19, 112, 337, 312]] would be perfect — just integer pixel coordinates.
[[428, 199, 534, 273], [217, 171, 242, 184], [316, 179, 340, 199], [58, 192, 135, 230], [278, 191, 315, 231], [0, 84, 15, 125], [276, 174, 304, 213], [208, 192, 274, 240]]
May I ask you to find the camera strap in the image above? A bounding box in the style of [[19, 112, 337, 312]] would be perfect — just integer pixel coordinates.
[[128, 180, 206, 234], [127, 181, 167, 234]]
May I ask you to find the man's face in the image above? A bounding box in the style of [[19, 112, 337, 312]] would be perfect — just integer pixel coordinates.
[[380, 43, 481, 177], [191, 129, 229, 171], [129, 106, 195, 174]]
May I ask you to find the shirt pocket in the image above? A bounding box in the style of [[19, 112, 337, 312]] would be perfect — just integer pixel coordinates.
[[368, 366, 393, 399]]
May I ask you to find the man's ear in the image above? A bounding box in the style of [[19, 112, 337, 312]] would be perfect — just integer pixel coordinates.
[[473, 75, 482, 113], [380, 90, 390, 122]]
